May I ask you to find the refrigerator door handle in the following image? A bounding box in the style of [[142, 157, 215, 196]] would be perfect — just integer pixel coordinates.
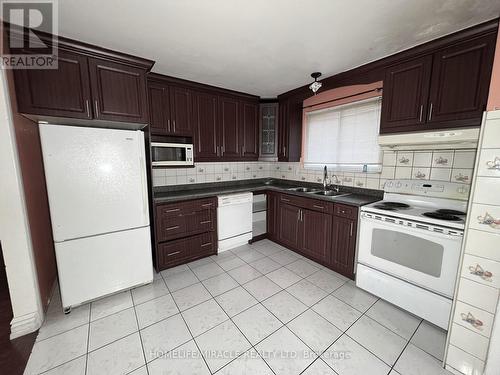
[[137, 132, 149, 225]]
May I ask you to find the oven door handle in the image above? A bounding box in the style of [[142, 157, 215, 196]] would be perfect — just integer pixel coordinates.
[[360, 214, 464, 240]]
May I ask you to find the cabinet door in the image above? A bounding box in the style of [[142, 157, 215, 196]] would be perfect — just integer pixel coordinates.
[[88, 58, 148, 123], [259, 103, 278, 160], [148, 82, 171, 135], [170, 86, 193, 136], [330, 216, 357, 279], [192, 91, 220, 161], [278, 203, 300, 249], [240, 100, 259, 160], [427, 34, 496, 127], [380, 56, 432, 133], [300, 208, 332, 263], [267, 192, 279, 240], [219, 96, 241, 159], [14, 50, 92, 119], [277, 99, 289, 161]]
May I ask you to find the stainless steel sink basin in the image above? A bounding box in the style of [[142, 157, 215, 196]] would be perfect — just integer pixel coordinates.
[[311, 190, 349, 197], [286, 187, 320, 193]]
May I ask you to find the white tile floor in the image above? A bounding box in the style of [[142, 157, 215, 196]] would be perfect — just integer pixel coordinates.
[[24, 239, 452, 375]]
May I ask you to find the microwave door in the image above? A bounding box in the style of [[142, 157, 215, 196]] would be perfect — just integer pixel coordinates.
[[151, 143, 193, 166]]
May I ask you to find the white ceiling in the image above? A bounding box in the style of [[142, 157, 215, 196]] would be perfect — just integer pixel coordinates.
[[58, 0, 500, 97]]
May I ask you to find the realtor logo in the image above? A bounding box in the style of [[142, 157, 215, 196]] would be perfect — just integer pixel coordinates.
[[1, 0, 58, 69]]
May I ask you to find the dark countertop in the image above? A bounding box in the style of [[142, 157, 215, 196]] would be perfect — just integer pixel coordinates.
[[153, 178, 382, 207]]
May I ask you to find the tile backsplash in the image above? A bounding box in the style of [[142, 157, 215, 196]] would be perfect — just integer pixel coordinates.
[[152, 148, 477, 190]]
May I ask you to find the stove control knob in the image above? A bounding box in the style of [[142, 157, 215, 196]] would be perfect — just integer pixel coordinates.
[[396, 182, 402, 188], [387, 181, 393, 188], [457, 186, 468, 194]]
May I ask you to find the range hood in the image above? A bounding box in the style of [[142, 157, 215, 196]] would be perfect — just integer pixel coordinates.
[[378, 128, 480, 150]]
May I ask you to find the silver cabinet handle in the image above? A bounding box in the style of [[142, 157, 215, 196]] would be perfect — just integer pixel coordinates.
[[419, 104, 423, 122], [202, 203, 213, 207], [165, 208, 180, 213], [172, 120, 176, 131], [313, 205, 324, 209], [428, 102, 433, 121], [350, 222, 354, 237], [200, 220, 211, 224], [297, 210, 300, 222], [281, 198, 290, 202], [166, 225, 180, 231], [85, 100, 90, 118], [167, 119, 171, 131], [94, 100, 99, 117], [201, 242, 212, 248], [167, 251, 181, 257]]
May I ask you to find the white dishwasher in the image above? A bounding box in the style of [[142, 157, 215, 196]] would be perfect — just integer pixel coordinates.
[[217, 192, 253, 252]]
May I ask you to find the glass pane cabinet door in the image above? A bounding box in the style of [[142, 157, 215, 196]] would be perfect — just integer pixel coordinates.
[[259, 103, 278, 161]]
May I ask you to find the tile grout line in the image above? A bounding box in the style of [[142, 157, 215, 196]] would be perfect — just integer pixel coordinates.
[[388, 320, 424, 374], [131, 287, 152, 375], [186, 243, 351, 374], [186, 253, 278, 375], [84, 302, 92, 375]]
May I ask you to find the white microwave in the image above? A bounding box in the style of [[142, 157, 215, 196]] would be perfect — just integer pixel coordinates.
[[151, 142, 194, 167]]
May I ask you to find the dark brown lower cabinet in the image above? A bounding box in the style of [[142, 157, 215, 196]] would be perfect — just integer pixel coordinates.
[[278, 203, 301, 249], [273, 193, 358, 279], [155, 197, 217, 271], [330, 214, 357, 279], [267, 191, 279, 241], [300, 208, 332, 263]]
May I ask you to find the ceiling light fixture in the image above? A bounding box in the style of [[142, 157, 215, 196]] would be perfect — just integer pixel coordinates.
[[309, 72, 322, 95]]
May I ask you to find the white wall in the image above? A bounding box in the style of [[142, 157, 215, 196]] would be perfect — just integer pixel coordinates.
[[0, 70, 43, 338]]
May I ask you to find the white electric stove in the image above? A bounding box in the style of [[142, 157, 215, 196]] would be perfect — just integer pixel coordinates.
[[356, 179, 470, 329]]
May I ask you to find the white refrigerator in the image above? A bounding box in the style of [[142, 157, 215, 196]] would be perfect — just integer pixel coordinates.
[[39, 124, 153, 310]]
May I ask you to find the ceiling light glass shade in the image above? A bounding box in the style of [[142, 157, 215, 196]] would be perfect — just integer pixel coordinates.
[[309, 81, 322, 94]]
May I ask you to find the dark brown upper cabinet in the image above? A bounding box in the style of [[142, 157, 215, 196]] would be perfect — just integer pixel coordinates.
[[240, 100, 259, 159], [88, 58, 148, 123], [219, 95, 241, 159], [380, 56, 432, 132], [277, 97, 302, 162], [14, 50, 92, 120], [380, 33, 496, 134], [12, 31, 153, 126], [147, 82, 171, 135], [169, 86, 193, 136], [147, 81, 193, 137], [427, 34, 496, 126], [192, 91, 219, 161]]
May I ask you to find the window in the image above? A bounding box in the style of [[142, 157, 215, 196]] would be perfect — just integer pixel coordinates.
[[303, 97, 382, 172]]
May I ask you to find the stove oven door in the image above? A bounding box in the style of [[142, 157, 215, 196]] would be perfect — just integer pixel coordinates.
[[357, 213, 463, 298]]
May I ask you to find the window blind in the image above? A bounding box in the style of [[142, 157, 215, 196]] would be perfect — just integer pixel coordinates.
[[303, 97, 382, 172]]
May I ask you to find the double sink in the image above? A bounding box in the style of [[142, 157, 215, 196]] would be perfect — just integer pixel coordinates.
[[286, 186, 350, 197]]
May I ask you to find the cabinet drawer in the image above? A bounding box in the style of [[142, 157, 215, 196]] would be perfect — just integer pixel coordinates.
[[469, 203, 500, 234], [158, 239, 189, 266], [156, 197, 216, 217], [158, 232, 216, 269], [477, 149, 500, 178], [334, 203, 358, 219], [461, 253, 500, 288], [453, 300, 494, 338], [457, 277, 499, 314], [279, 193, 334, 213]]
